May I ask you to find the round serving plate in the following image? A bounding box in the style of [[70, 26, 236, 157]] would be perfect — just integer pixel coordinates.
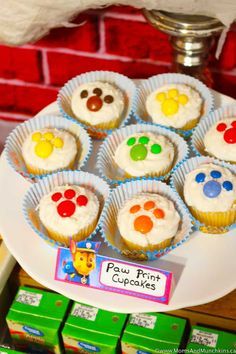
[[0, 87, 235, 313]]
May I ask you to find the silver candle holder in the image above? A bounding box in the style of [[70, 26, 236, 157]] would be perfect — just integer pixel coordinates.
[[143, 10, 224, 85]]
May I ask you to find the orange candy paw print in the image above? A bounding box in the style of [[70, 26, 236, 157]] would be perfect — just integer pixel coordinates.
[[32, 131, 64, 159], [130, 201, 165, 234], [156, 89, 189, 116]]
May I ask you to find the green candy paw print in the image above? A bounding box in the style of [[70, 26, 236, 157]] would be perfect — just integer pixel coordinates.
[[127, 135, 162, 161]]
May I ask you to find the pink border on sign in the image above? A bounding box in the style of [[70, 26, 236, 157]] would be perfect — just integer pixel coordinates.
[[54, 249, 173, 305]]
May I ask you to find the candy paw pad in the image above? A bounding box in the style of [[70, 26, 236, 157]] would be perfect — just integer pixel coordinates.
[[156, 89, 189, 116], [216, 120, 236, 144], [127, 136, 162, 161], [129, 201, 165, 234], [32, 132, 64, 159], [51, 189, 88, 217], [195, 169, 233, 198], [80, 87, 114, 112]]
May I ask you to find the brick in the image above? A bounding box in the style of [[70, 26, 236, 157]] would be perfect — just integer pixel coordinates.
[[36, 14, 99, 52], [0, 46, 42, 83], [47, 51, 170, 85], [104, 18, 172, 62], [213, 72, 236, 99], [0, 84, 58, 115]]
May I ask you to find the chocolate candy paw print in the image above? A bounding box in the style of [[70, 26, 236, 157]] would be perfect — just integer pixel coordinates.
[[80, 87, 114, 112], [127, 135, 162, 161], [51, 188, 88, 217], [195, 169, 233, 198], [216, 120, 236, 144]]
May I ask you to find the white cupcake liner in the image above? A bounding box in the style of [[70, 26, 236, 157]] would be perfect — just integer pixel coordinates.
[[191, 104, 236, 162], [135, 73, 214, 138], [5, 115, 92, 181], [170, 156, 236, 232], [96, 123, 189, 185], [23, 170, 110, 248], [99, 179, 193, 261], [57, 70, 137, 139]]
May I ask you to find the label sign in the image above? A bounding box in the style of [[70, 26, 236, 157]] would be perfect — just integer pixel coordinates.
[[191, 329, 218, 348], [16, 290, 42, 307], [72, 303, 98, 321], [55, 243, 173, 305], [129, 313, 157, 329]]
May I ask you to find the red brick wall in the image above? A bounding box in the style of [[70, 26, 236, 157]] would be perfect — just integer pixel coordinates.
[[0, 5, 235, 123]]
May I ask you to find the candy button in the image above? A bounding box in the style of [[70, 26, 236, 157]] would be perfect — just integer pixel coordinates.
[[134, 215, 153, 234], [87, 95, 103, 112], [130, 205, 141, 214], [130, 144, 147, 161], [210, 170, 222, 179], [216, 123, 227, 132], [93, 88, 102, 96], [144, 201, 155, 210], [32, 132, 42, 142], [203, 180, 221, 198], [104, 95, 114, 104], [156, 92, 166, 102], [168, 89, 178, 98], [77, 195, 88, 206], [64, 189, 76, 199], [35, 141, 53, 158], [222, 181, 233, 191], [127, 137, 136, 146], [162, 98, 179, 116], [57, 200, 76, 217], [51, 192, 62, 202], [224, 127, 236, 144], [43, 132, 54, 141], [153, 208, 165, 219], [178, 94, 189, 105], [80, 90, 88, 99], [138, 136, 149, 145], [195, 173, 206, 183], [151, 144, 162, 154], [53, 137, 64, 148]]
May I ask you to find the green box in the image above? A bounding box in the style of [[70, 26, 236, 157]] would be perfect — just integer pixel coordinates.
[[6, 286, 70, 354], [186, 325, 236, 353], [0, 348, 23, 353], [121, 312, 187, 354], [62, 302, 128, 353]]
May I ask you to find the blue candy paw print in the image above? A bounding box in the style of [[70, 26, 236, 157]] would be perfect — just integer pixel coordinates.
[[195, 169, 233, 198], [126, 135, 162, 161]]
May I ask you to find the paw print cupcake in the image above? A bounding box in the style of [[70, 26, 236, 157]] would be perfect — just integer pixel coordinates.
[[71, 81, 125, 130], [22, 128, 77, 175], [146, 84, 202, 130], [114, 132, 175, 178], [184, 163, 236, 229], [203, 118, 236, 163], [117, 193, 180, 251], [38, 185, 99, 245]]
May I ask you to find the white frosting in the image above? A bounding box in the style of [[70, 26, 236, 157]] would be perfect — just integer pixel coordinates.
[[22, 128, 77, 171], [184, 164, 236, 212], [71, 81, 125, 126], [39, 185, 99, 237], [146, 84, 202, 128], [117, 193, 180, 248], [114, 132, 175, 177], [204, 118, 236, 162]]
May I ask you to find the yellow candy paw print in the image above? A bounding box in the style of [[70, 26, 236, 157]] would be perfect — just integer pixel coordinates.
[[156, 89, 189, 116], [32, 132, 64, 159]]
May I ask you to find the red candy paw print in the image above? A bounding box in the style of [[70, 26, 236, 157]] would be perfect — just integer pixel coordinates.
[[51, 188, 88, 217], [216, 120, 236, 144], [129, 200, 165, 234]]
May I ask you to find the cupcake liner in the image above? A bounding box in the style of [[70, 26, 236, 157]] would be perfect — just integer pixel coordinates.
[[57, 70, 137, 140], [96, 123, 189, 185], [99, 179, 193, 261], [135, 73, 214, 139], [170, 156, 236, 233], [22, 170, 110, 248], [5, 115, 92, 181], [191, 104, 236, 163]]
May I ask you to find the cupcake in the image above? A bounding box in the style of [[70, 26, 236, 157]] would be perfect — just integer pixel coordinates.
[[71, 81, 125, 130], [184, 163, 236, 228], [22, 128, 77, 175], [203, 118, 236, 163], [113, 132, 175, 178], [38, 185, 100, 246], [146, 84, 203, 130], [117, 193, 180, 252]]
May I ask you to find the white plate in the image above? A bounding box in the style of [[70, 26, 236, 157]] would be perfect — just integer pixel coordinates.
[[0, 88, 235, 313]]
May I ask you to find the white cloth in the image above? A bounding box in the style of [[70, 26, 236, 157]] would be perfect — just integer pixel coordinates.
[[0, 0, 235, 46]]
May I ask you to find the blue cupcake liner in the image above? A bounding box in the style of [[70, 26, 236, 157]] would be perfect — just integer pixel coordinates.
[[5, 115, 92, 181], [170, 156, 236, 232], [22, 170, 110, 248], [134, 73, 214, 139], [96, 123, 189, 186], [99, 178, 194, 261], [190, 104, 236, 162], [57, 70, 137, 139]]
